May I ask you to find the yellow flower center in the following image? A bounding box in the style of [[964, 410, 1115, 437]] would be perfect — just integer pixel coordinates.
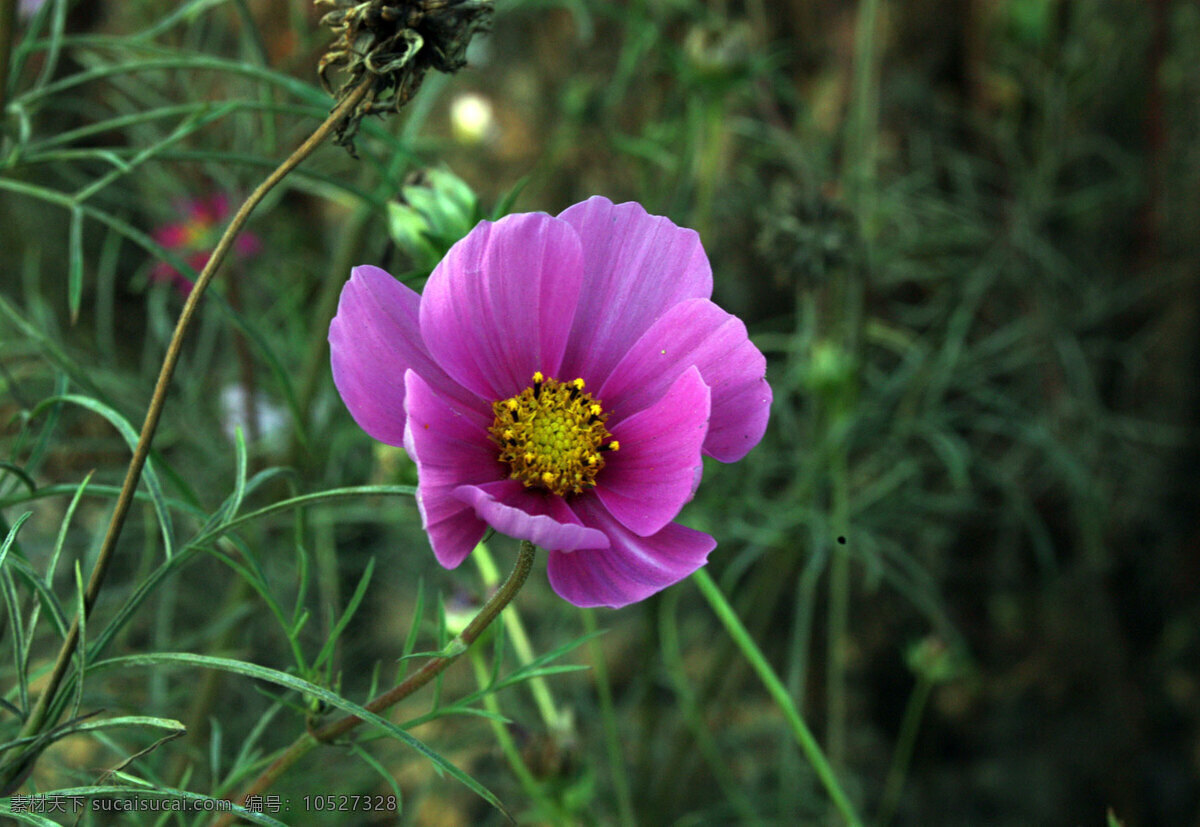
[[489, 372, 620, 496]]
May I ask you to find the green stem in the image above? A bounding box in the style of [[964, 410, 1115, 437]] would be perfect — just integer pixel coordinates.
[[467, 645, 562, 819], [691, 567, 862, 827], [826, 447, 851, 777], [876, 673, 933, 826], [213, 540, 537, 827], [473, 541, 561, 734], [581, 608, 635, 827], [2, 76, 374, 783]]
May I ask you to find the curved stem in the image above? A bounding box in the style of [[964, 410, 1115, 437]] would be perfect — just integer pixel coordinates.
[[691, 568, 863, 827], [7, 77, 373, 769], [213, 540, 537, 827]]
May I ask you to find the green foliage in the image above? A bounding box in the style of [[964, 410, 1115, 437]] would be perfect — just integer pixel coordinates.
[[0, 0, 1193, 824]]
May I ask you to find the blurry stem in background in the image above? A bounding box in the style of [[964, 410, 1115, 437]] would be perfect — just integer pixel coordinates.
[[845, 0, 882, 222], [822, 0, 882, 800], [875, 669, 935, 827], [0, 0, 15, 115], [692, 97, 727, 243], [691, 568, 863, 826], [214, 540, 537, 827], [3, 76, 374, 778], [581, 608, 636, 827], [659, 589, 760, 821], [472, 542, 563, 734], [826, 448, 851, 777], [467, 644, 565, 821], [289, 201, 372, 471]]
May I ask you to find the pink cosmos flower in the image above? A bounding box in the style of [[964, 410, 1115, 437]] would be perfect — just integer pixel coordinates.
[[329, 196, 771, 608], [150, 194, 261, 296]]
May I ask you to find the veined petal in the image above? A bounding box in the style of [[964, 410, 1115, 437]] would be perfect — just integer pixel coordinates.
[[599, 298, 771, 462], [419, 213, 583, 401], [330, 265, 486, 446], [453, 480, 609, 551], [547, 500, 716, 608], [403, 370, 501, 569], [597, 366, 710, 537], [557, 197, 713, 386]]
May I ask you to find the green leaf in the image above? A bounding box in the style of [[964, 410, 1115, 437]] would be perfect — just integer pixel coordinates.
[[349, 742, 403, 813], [30, 395, 175, 559], [0, 463, 36, 495], [314, 556, 374, 673], [89, 485, 412, 665], [187, 485, 414, 550], [70, 561, 86, 722], [92, 653, 512, 819], [67, 204, 83, 324], [0, 512, 32, 571], [63, 715, 186, 737], [0, 512, 34, 716], [0, 807, 59, 826]]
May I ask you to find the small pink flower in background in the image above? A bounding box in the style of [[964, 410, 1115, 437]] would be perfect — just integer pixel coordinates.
[[330, 196, 771, 608], [150, 194, 260, 296]]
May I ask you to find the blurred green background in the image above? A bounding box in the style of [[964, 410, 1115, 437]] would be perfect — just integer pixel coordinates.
[[1, 0, 1198, 824]]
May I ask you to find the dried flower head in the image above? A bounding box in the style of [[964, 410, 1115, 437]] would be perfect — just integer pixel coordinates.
[[316, 0, 493, 152]]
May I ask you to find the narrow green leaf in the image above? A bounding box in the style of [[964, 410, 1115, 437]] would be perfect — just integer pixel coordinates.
[[90, 485, 411, 664], [92, 653, 512, 819], [187, 485, 414, 550], [400, 577, 425, 676], [29, 395, 175, 559], [67, 204, 83, 324], [0, 511, 33, 571], [0, 462, 36, 494], [1, 568, 29, 716], [0, 514, 34, 715], [230, 427, 248, 522], [4, 554, 68, 639], [64, 716, 186, 737], [314, 557, 374, 673], [70, 560, 86, 722], [349, 741, 403, 812], [45, 471, 92, 588], [0, 808, 59, 826]]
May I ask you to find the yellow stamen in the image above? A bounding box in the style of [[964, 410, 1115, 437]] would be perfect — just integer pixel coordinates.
[[488, 372, 616, 496]]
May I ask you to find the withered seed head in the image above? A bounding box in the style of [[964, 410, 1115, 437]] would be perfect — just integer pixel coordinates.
[[316, 0, 494, 154]]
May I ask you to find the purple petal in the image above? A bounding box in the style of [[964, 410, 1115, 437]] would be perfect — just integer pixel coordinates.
[[330, 265, 486, 446], [599, 298, 771, 463], [546, 499, 716, 608], [596, 366, 710, 537], [453, 480, 609, 551], [419, 213, 583, 401], [403, 370, 502, 568], [557, 197, 713, 387]]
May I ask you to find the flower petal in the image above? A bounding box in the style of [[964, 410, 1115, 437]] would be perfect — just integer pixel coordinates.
[[330, 265, 485, 446], [599, 298, 771, 462], [453, 480, 609, 551], [547, 499, 716, 608], [596, 366, 710, 537], [419, 213, 583, 401], [403, 370, 502, 569], [557, 197, 713, 386]]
